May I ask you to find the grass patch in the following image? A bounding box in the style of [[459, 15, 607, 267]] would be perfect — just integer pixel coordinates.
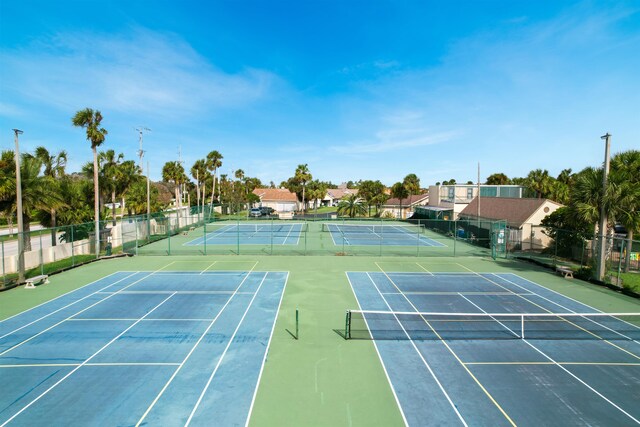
[[620, 272, 640, 293]]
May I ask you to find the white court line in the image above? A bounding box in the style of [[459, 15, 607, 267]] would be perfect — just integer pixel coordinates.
[[416, 262, 434, 275], [490, 273, 640, 345], [0, 271, 124, 325], [135, 263, 259, 426], [455, 266, 640, 356], [185, 272, 271, 426], [365, 272, 468, 427], [0, 292, 177, 427], [374, 265, 517, 426], [96, 290, 245, 295], [244, 272, 290, 427], [200, 261, 218, 274], [0, 362, 182, 368], [458, 290, 640, 424], [0, 263, 175, 356], [524, 339, 640, 425], [66, 318, 216, 322], [344, 272, 409, 427], [0, 272, 140, 341], [499, 273, 640, 334]]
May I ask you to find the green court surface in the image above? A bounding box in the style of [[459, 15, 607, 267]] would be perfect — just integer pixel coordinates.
[[1, 255, 639, 426]]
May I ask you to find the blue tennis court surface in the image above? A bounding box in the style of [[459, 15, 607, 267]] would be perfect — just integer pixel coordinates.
[[0, 270, 287, 426], [347, 271, 640, 426], [185, 223, 303, 246], [324, 223, 445, 247]]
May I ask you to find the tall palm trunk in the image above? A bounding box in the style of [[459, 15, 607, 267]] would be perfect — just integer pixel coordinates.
[[50, 208, 57, 246], [625, 230, 634, 273], [175, 185, 181, 229], [22, 215, 32, 252], [93, 146, 100, 255], [112, 190, 117, 226]]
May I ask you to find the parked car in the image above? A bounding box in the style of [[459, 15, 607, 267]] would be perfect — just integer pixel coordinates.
[[260, 206, 276, 216], [249, 208, 263, 217]]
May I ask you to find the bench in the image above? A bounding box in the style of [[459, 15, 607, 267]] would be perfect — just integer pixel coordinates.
[[556, 266, 573, 279], [182, 226, 195, 236], [24, 274, 49, 289]]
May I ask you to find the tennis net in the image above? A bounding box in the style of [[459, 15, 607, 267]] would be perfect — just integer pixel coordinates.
[[344, 310, 640, 340], [208, 223, 308, 234], [322, 223, 424, 234]]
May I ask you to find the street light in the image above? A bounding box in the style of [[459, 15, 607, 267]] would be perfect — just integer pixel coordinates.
[[12, 129, 25, 282], [596, 133, 611, 281]]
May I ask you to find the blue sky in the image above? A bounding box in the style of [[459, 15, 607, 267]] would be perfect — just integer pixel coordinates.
[[1, 1, 638, 186]]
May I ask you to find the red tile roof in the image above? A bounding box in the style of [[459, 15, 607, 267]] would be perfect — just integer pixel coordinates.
[[252, 188, 298, 202]]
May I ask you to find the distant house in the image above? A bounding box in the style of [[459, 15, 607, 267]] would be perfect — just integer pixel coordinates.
[[459, 197, 563, 250], [381, 194, 429, 219], [418, 184, 527, 220], [322, 188, 358, 207], [252, 188, 298, 213]]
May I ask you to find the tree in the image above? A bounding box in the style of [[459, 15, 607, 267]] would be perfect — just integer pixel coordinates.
[[162, 161, 186, 226], [402, 174, 421, 195], [306, 180, 328, 213], [337, 194, 366, 218], [206, 150, 223, 208], [0, 155, 63, 251], [34, 146, 68, 245], [485, 173, 510, 185], [358, 180, 386, 216], [126, 180, 161, 215], [294, 164, 312, 212], [116, 160, 141, 216], [541, 207, 591, 259], [390, 182, 409, 219], [571, 167, 604, 239], [609, 150, 640, 272], [191, 159, 208, 214], [526, 169, 553, 199], [99, 149, 124, 225], [72, 108, 108, 255]]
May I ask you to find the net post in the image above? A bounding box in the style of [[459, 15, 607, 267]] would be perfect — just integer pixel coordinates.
[[295, 307, 299, 340], [345, 310, 351, 340], [521, 315, 524, 339]]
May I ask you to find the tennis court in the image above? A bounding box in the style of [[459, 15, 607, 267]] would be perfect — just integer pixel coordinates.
[[184, 222, 305, 246], [346, 268, 640, 426], [0, 268, 287, 426], [323, 223, 446, 247]]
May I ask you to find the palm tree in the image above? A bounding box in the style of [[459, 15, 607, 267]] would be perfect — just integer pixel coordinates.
[[99, 150, 123, 225], [162, 161, 186, 227], [485, 173, 510, 185], [294, 164, 312, 212], [116, 160, 141, 216], [390, 182, 409, 219], [34, 146, 67, 245], [206, 150, 223, 211], [526, 169, 553, 199], [191, 159, 207, 216], [358, 180, 386, 216], [0, 156, 63, 251], [610, 150, 640, 272], [337, 194, 366, 218], [402, 173, 421, 195], [72, 108, 108, 255]]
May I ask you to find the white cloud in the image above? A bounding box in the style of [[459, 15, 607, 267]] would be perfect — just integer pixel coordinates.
[[1, 28, 279, 119]]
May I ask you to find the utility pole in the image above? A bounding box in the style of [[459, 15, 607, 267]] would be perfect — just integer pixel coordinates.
[[596, 133, 611, 281], [147, 161, 151, 239], [135, 127, 150, 171], [12, 129, 25, 282]]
